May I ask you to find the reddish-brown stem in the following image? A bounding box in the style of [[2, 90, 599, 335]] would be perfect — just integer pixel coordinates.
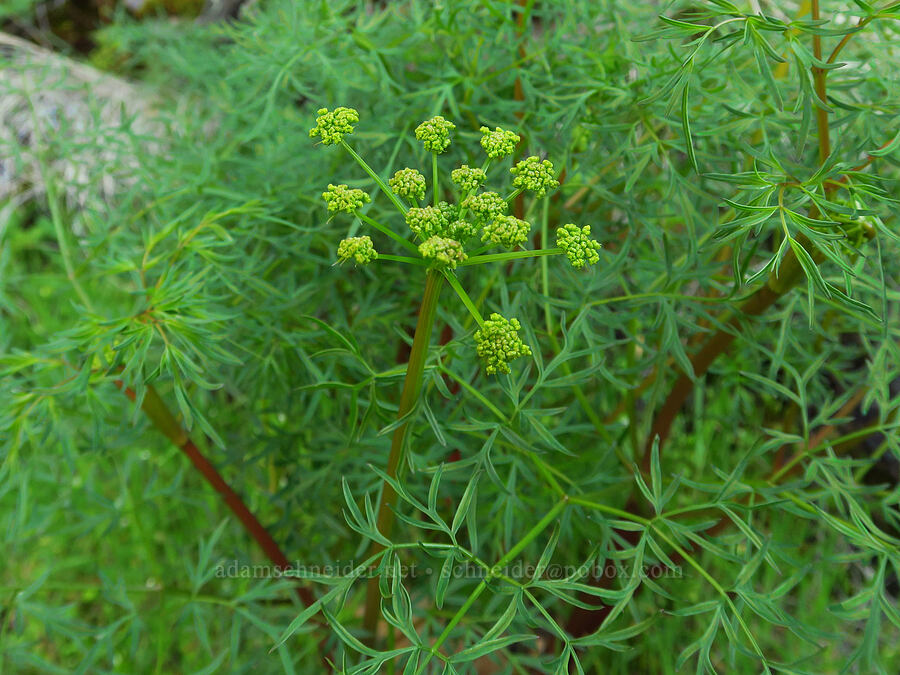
[[641, 281, 783, 471], [115, 381, 316, 609]]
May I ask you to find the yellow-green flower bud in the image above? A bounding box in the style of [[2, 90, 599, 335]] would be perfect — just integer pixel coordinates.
[[406, 205, 448, 239], [323, 184, 370, 213], [474, 313, 532, 375], [451, 165, 487, 194], [418, 236, 467, 269], [462, 191, 507, 223], [482, 215, 531, 249], [415, 116, 456, 153], [511, 156, 559, 197], [479, 125, 520, 158], [556, 224, 601, 269], [337, 236, 377, 264], [309, 107, 359, 145], [389, 168, 427, 202], [447, 219, 478, 241]]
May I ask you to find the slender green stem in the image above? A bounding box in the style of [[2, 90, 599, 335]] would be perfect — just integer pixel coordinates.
[[415, 499, 568, 673], [504, 187, 525, 203], [363, 270, 444, 640], [441, 269, 485, 326], [48, 181, 93, 311], [458, 248, 563, 267], [341, 140, 408, 215], [25, 95, 94, 312], [355, 211, 419, 255], [650, 524, 769, 666], [826, 1, 900, 66], [432, 152, 439, 207], [437, 364, 506, 420], [376, 254, 428, 267], [540, 198, 552, 336], [568, 496, 650, 525]]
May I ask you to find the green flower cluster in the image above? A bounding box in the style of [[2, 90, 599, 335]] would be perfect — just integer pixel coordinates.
[[474, 313, 532, 375], [447, 219, 478, 241], [482, 215, 531, 248], [309, 107, 359, 145], [462, 191, 507, 223], [389, 168, 427, 202], [451, 165, 487, 194], [337, 236, 377, 264], [323, 184, 370, 213], [406, 201, 478, 243], [479, 125, 520, 158], [314, 110, 600, 376], [415, 116, 456, 153], [511, 156, 559, 197], [406, 205, 448, 239], [418, 236, 467, 269], [556, 224, 601, 269]]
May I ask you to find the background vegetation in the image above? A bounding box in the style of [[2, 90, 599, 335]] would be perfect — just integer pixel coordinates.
[[1, 1, 898, 673]]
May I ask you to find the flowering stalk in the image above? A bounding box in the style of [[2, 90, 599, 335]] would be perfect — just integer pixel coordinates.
[[362, 269, 443, 636], [309, 107, 601, 644]]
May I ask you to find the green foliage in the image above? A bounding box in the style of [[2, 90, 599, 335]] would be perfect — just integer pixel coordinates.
[[2, 0, 900, 673]]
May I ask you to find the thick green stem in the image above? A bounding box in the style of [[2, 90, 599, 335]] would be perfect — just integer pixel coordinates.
[[363, 269, 444, 640], [811, 0, 831, 166]]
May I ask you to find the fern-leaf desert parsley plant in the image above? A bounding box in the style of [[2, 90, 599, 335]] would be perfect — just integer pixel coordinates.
[[308, 106, 600, 644], [7, 2, 900, 672]]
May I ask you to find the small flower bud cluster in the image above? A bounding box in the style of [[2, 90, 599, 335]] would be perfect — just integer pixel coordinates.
[[415, 116, 456, 153], [437, 201, 458, 225], [309, 107, 359, 145], [556, 224, 601, 269], [406, 205, 448, 239], [451, 165, 487, 194], [447, 219, 478, 241], [389, 168, 427, 202], [479, 125, 520, 158], [474, 313, 532, 375], [511, 156, 559, 197], [418, 236, 467, 269], [482, 215, 531, 249], [323, 184, 370, 213], [462, 191, 507, 223], [337, 236, 377, 264]]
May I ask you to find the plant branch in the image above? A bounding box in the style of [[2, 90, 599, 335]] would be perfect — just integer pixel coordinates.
[[812, 0, 831, 165], [458, 248, 562, 266], [415, 498, 568, 673], [441, 269, 485, 326], [355, 211, 419, 255], [114, 382, 316, 609], [363, 269, 444, 640], [341, 140, 408, 215], [826, 1, 900, 66]]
